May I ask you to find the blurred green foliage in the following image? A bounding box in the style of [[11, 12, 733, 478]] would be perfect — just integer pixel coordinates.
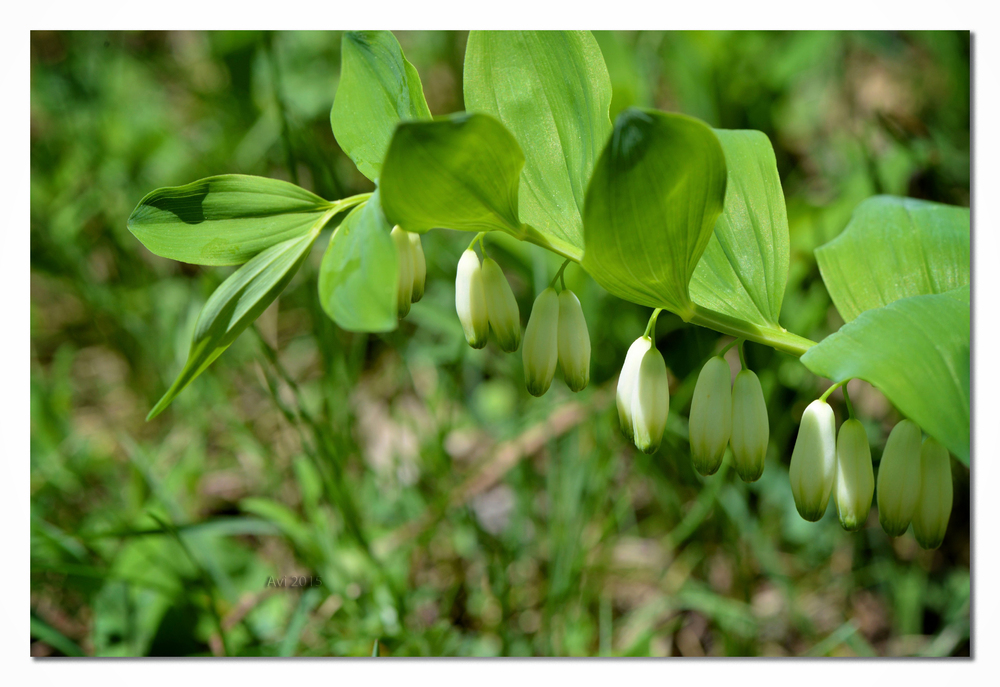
[[30, 30, 970, 657]]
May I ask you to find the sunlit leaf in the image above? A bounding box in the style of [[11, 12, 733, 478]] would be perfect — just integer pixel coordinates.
[[318, 191, 399, 333], [331, 30, 432, 182], [582, 108, 727, 317], [801, 286, 970, 465], [127, 175, 331, 266], [147, 230, 321, 419], [464, 30, 612, 255], [815, 195, 970, 322], [690, 129, 789, 328], [380, 113, 525, 235]]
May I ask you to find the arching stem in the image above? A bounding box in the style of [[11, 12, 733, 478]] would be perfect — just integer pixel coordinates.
[[718, 337, 741, 358], [842, 382, 856, 419], [643, 308, 663, 340], [549, 258, 571, 290], [468, 232, 487, 254], [819, 379, 848, 404]]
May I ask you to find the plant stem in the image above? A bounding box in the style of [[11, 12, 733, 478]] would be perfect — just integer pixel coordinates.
[[737, 339, 747, 370], [469, 232, 486, 252], [718, 337, 741, 357], [521, 225, 584, 263], [643, 308, 663, 339], [842, 383, 856, 419], [820, 379, 847, 403], [688, 305, 817, 357], [550, 259, 571, 290], [330, 193, 371, 214]]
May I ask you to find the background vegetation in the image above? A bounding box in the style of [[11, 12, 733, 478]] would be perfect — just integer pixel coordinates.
[[30, 30, 970, 657]]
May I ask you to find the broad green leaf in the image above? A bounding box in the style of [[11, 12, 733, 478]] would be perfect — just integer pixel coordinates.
[[815, 195, 970, 322], [801, 286, 970, 465], [127, 175, 332, 266], [147, 230, 321, 419], [690, 129, 789, 328], [318, 191, 399, 332], [380, 113, 525, 236], [464, 30, 612, 254], [331, 30, 432, 182], [582, 108, 727, 317]]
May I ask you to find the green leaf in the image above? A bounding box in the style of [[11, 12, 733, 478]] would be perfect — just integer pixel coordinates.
[[331, 30, 432, 182], [815, 195, 970, 322], [689, 129, 789, 328], [127, 175, 332, 266], [582, 108, 727, 317], [380, 113, 525, 236], [147, 229, 322, 419], [801, 286, 969, 465], [318, 191, 399, 332], [464, 30, 612, 255]]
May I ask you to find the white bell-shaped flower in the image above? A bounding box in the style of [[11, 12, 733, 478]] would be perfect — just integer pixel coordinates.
[[630, 346, 670, 454], [409, 232, 426, 303], [521, 287, 559, 396], [557, 289, 590, 392], [481, 257, 521, 353], [788, 399, 837, 521], [912, 436, 953, 549], [689, 356, 732, 476], [391, 226, 414, 318], [455, 249, 489, 349], [616, 336, 652, 441], [730, 369, 768, 482], [876, 419, 923, 537], [834, 418, 873, 531]]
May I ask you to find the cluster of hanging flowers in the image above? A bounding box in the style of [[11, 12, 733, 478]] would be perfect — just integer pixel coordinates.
[[454, 240, 591, 397], [625, 322, 954, 549], [441, 234, 955, 550], [786, 385, 953, 548], [390, 226, 426, 318], [686, 341, 769, 482]]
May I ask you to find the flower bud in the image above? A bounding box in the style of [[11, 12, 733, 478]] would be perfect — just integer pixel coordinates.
[[630, 346, 670, 454], [391, 226, 413, 318], [557, 290, 591, 392], [521, 288, 559, 396], [730, 369, 768, 482], [409, 232, 426, 303], [455, 249, 489, 349], [617, 336, 652, 441], [789, 400, 836, 521], [480, 257, 521, 353], [834, 418, 873, 531], [912, 437, 953, 549], [689, 356, 732, 476], [876, 419, 923, 537]]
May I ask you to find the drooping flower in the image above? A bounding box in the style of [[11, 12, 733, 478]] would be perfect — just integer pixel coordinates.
[[876, 419, 923, 537], [455, 249, 489, 349], [616, 336, 652, 441], [557, 289, 591, 392], [630, 346, 670, 454], [789, 400, 837, 521], [689, 356, 732, 476], [522, 287, 560, 396], [390, 225, 414, 318], [481, 257, 521, 353], [834, 418, 874, 531], [408, 232, 426, 303], [912, 436, 953, 549], [730, 369, 768, 482]]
